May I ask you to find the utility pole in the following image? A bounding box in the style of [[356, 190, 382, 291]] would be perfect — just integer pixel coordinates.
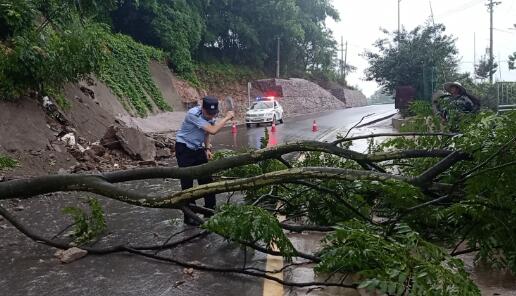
[[429, 0, 435, 26], [338, 37, 348, 84], [498, 53, 502, 81], [276, 37, 280, 78], [487, 0, 501, 84], [474, 32, 476, 81], [344, 41, 348, 84], [247, 81, 251, 107], [398, 0, 401, 33], [340, 36, 344, 79]]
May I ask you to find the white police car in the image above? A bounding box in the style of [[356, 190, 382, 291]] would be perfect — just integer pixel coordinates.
[[245, 97, 284, 127]]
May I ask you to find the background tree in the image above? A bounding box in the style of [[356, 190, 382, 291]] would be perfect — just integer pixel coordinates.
[[200, 0, 339, 77], [0, 0, 113, 99], [475, 55, 498, 81], [368, 87, 394, 105], [110, 0, 341, 82], [364, 23, 461, 100], [1, 0, 345, 98], [509, 24, 516, 70], [510, 53, 516, 70], [110, 0, 205, 82]]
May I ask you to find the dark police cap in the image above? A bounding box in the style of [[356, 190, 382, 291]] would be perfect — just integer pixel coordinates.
[[202, 96, 219, 115]]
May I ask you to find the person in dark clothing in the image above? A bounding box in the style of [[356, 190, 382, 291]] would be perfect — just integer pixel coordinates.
[[175, 96, 234, 225], [433, 81, 480, 122]]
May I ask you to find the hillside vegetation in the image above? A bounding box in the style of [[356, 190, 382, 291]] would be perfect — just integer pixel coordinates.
[[0, 0, 341, 110]]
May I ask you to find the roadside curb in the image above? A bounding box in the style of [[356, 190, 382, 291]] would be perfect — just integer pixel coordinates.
[[314, 112, 398, 143], [355, 112, 398, 128]]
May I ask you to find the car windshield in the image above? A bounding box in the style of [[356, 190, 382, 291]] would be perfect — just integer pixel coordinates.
[[251, 101, 274, 110]]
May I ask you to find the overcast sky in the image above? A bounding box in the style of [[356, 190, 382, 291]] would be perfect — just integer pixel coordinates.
[[327, 0, 516, 97]]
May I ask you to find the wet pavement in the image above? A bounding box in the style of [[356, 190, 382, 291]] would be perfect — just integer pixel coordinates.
[[0, 180, 264, 296], [212, 104, 396, 151], [2, 105, 398, 296], [2, 104, 514, 296]]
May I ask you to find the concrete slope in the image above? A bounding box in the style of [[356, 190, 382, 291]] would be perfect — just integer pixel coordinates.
[[149, 61, 185, 112]]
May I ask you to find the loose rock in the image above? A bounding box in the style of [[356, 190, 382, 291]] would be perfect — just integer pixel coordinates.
[[101, 126, 156, 161], [55, 247, 88, 264], [13, 206, 25, 211], [156, 148, 172, 159]]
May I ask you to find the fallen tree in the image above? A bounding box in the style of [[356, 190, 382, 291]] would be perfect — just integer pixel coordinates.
[[0, 109, 515, 295]]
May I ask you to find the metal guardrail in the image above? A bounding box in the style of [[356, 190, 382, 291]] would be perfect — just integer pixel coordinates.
[[497, 82, 516, 105], [498, 104, 516, 113], [496, 82, 516, 113]]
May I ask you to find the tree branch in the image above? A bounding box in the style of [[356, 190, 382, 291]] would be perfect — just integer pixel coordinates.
[[0, 205, 357, 289], [405, 195, 450, 212], [332, 132, 458, 145], [414, 151, 469, 185], [461, 161, 516, 181], [279, 222, 335, 233], [365, 149, 457, 162], [0, 161, 453, 210], [459, 136, 516, 182], [0, 204, 207, 254], [341, 114, 373, 139], [292, 180, 373, 223], [0, 140, 459, 202], [153, 167, 419, 208], [450, 247, 480, 256], [123, 247, 355, 289]]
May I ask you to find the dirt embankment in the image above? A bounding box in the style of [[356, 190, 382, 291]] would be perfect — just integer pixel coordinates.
[[0, 62, 183, 178], [0, 62, 365, 178]]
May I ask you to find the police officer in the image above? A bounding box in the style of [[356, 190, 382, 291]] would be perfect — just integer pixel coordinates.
[[175, 96, 234, 225]]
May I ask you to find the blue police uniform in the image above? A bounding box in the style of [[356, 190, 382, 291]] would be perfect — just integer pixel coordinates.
[[175, 106, 216, 219]]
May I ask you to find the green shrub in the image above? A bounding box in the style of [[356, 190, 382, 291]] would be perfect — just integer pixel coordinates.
[[98, 32, 171, 117], [196, 62, 265, 89], [62, 198, 107, 245], [316, 220, 480, 295], [0, 154, 17, 169]]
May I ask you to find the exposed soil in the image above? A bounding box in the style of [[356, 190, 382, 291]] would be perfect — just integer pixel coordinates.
[[0, 63, 189, 178], [0, 97, 76, 178]]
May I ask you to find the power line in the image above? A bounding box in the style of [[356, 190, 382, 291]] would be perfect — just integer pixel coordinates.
[[493, 28, 516, 34], [436, 0, 484, 18], [398, 0, 402, 33]]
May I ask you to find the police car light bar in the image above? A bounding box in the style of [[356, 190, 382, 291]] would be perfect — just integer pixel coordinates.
[[256, 96, 275, 101]]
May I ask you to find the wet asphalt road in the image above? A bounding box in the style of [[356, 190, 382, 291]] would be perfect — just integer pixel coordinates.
[[212, 104, 396, 151], [0, 105, 396, 296], [0, 181, 264, 296]]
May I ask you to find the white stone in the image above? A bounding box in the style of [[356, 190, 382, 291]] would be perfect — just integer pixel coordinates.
[[55, 247, 88, 264], [60, 133, 76, 146]]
